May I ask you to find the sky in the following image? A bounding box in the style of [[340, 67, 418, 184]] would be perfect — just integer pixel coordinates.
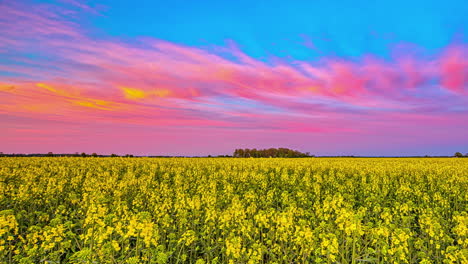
[[0, 0, 467, 156]]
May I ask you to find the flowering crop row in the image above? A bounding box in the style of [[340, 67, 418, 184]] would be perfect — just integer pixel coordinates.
[[0, 157, 467, 263]]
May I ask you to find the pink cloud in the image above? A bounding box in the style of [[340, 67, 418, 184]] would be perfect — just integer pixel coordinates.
[[439, 46, 468, 93]]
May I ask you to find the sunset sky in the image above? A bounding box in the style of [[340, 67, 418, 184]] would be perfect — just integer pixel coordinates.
[[1, 0, 467, 156]]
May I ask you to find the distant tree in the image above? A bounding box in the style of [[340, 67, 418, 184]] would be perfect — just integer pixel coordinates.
[[251, 148, 258, 158], [270, 148, 278, 157], [454, 152, 463, 158], [47, 152, 54, 157], [91, 153, 98, 157], [81, 152, 87, 158], [111, 154, 119, 157], [243, 148, 250, 158], [278, 148, 287, 157], [0, 152, 3, 157], [232, 148, 311, 158], [237, 149, 245, 157]]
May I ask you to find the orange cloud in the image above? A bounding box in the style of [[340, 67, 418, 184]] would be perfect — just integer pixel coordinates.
[[35, 83, 121, 111], [0, 84, 15, 92], [73, 101, 113, 111], [120, 86, 171, 100], [36, 83, 58, 93], [121, 87, 147, 100]]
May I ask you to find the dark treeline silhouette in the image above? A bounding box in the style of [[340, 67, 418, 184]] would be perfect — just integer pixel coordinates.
[[233, 148, 312, 158], [1, 151, 466, 158], [0, 152, 135, 157], [0, 152, 86, 157]]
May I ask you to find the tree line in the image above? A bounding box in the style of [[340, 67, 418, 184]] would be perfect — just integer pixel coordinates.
[[0, 152, 134, 157], [233, 148, 312, 158], [1, 151, 466, 158]]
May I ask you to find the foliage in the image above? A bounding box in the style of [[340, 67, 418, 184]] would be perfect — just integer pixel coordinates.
[[233, 148, 311, 158], [0, 157, 467, 263]]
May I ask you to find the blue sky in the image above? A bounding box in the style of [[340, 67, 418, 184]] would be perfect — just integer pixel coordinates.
[[85, 0, 468, 60], [1, 0, 467, 155]]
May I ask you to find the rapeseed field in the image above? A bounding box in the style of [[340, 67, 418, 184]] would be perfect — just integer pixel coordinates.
[[0, 157, 466, 263]]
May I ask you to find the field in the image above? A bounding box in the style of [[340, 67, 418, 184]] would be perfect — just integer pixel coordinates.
[[0, 157, 467, 263]]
